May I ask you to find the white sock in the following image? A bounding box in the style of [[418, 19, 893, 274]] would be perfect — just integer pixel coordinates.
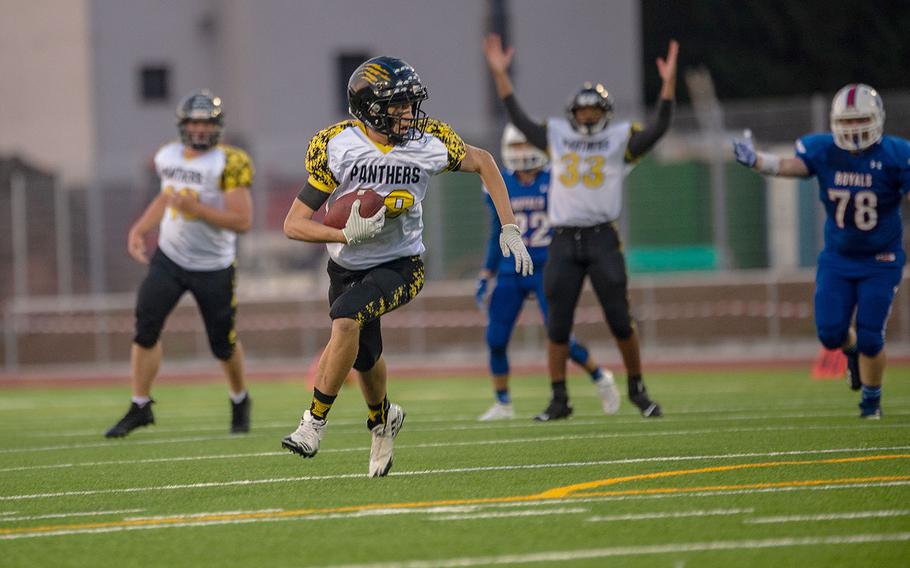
[[131, 396, 151, 407], [229, 390, 248, 404]]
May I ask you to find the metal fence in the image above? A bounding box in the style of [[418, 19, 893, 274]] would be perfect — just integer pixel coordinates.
[[5, 92, 910, 370]]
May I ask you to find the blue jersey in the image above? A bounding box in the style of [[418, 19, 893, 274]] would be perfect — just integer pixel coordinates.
[[796, 133, 910, 260], [482, 168, 552, 274]]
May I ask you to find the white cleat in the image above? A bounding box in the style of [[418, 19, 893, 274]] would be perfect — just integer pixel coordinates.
[[368, 403, 406, 478], [281, 410, 326, 458], [478, 402, 515, 421], [595, 370, 621, 415]]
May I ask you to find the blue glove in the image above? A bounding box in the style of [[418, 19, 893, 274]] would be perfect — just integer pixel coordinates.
[[732, 129, 756, 168], [475, 277, 490, 309]]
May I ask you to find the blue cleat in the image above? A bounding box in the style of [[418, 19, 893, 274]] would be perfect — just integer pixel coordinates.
[[859, 400, 881, 420]]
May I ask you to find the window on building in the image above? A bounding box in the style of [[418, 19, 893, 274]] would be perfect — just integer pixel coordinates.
[[337, 52, 370, 115], [139, 65, 171, 103]]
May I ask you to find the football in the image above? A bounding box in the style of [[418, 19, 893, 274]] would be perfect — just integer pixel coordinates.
[[323, 189, 385, 229]]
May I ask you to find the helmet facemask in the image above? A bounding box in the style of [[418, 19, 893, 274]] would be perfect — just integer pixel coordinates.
[[176, 90, 224, 151], [501, 124, 548, 171], [566, 83, 614, 135], [830, 84, 885, 152], [348, 57, 429, 146]]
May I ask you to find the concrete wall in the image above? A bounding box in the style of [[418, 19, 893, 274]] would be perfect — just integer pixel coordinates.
[[0, 0, 95, 186]]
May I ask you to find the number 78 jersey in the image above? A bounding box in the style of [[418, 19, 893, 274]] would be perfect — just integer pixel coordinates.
[[546, 117, 639, 228], [796, 133, 910, 259]]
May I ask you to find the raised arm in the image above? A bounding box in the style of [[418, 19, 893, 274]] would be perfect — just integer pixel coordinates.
[[483, 33, 548, 151], [627, 40, 678, 160]]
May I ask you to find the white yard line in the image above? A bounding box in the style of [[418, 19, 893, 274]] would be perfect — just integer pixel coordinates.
[[2, 445, 909, 501], [429, 507, 589, 521], [2, 420, 909, 456], [123, 508, 282, 521], [587, 508, 753, 522], [0, 509, 144, 522], [321, 533, 910, 568], [746, 510, 910, 524]]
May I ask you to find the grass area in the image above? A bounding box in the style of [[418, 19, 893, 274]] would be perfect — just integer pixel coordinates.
[[1, 367, 909, 567]]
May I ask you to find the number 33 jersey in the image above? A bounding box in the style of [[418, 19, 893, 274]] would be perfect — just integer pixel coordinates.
[[797, 133, 910, 260], [154, 142, 254, 270], [306, 119, 466, 270], [546, 117, 641, 228]]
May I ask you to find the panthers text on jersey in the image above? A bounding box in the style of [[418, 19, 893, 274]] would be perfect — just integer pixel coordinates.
[[796, 133, 910, 261], [482, 167, 551, 275], [155, 142, 254, 270], [306, 119, 466, 270], [546, 117, 642, 228]]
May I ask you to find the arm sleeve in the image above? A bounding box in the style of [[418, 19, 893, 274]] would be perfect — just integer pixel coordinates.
[[481, 192, 502, 274], [424, 119, 466, 172], [502, 94, 548, 151], [297, 181, 331, 210], [220, 146, 255, 191], [625, 99, 674, 162]]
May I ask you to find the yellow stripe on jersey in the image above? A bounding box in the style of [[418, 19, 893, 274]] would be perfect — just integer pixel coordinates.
[[624, 122, 645, 164], [424, 118, 466, 171], [218, 145, 255, 191], [306, 120, 358, 192]]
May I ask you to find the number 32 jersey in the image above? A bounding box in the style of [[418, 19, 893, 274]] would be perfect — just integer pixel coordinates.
[[546, 117, 640, 228], [154, 142, 254, 270], [797, 133, 910, 260], [306, 119, 466, 270]]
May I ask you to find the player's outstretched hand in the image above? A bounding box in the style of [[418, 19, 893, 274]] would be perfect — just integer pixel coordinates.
[[483, 33, 514, 75], [475, 277, 490, 310], [342, 200, 386, 245], [499, 224, 533, 276], [732, 129, 757, 168], [656, 39, 679, 85]]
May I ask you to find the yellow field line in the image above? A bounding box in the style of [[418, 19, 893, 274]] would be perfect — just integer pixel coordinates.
[[2, 455, 908, 537], [536, 454, 910, 498]]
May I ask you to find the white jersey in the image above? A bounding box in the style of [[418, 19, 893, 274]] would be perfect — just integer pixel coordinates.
[[546, 118, 640, 227], [306, 119, 466, 270], [154, 142, 254, 270]]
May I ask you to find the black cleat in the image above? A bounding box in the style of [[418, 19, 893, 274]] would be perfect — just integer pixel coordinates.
[[630, 393, 663, 417], [105, 401, 155, 438], [533, 398, 573, 422], [231, 394, 251, 434], [845, 350, 861, 391]]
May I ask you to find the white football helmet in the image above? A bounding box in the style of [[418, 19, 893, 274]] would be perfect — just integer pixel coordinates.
[[501, 123, 548, 172], [830, 83, 885, 151]]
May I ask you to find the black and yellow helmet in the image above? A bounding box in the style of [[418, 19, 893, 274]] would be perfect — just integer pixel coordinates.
[[347, 56, 428, 145], [566, 82, 614, 135], [176, 89, 224, 151]]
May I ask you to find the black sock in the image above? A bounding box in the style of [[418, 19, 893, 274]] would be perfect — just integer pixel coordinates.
[[628, 374, 646, 398], [551, 380, 568, 402], [367, 397, 389, 430], [309, 388, 337, 421]]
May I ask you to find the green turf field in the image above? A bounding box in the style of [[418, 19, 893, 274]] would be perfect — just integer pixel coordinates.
[[1, 367, 909, 567]]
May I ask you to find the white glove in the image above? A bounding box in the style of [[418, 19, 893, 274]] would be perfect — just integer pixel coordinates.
[[499, 223, 533, 276], [342, 200, 387, 245]]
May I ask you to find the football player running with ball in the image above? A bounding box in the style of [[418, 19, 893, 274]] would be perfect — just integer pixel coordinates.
[[105, 90, 254, 438], [282, 56, 532, 477], [476, 124, 619, 421], [483, 35, 678, 420], [734, 84, 910, 419]]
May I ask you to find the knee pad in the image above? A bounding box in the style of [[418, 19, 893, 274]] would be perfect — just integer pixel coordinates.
[[856, 328, 884, 357], [816, 326, 848, 351], [606, 310, 634, 341], [547, 319, 572, 344], [209, 337, 235, 361], [133, 322, 163, 349], [489, 348, 509, 375], [568, 339, 589, 365], [353, 321, 382, 372]]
